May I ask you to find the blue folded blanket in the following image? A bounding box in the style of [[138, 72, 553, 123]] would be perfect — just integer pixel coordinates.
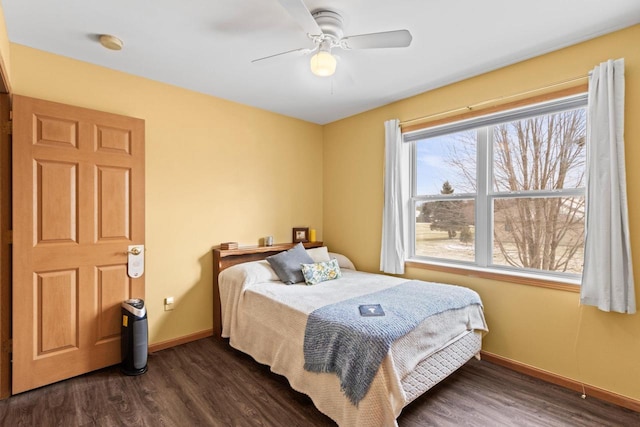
[[303, 280, 482, 406]]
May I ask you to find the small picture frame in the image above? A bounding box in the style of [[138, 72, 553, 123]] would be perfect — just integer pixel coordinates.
[[292, 227, 309, 243]]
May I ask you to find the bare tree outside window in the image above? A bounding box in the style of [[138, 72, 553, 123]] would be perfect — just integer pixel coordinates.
[[490, 110, 586, 273], [412, 103, 586, 276]]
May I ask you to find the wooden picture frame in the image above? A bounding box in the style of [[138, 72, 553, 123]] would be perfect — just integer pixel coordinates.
[[292, 227, 309, 243]]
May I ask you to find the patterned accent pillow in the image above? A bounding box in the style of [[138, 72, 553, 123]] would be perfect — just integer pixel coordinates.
[[301, 258, 342, 285]]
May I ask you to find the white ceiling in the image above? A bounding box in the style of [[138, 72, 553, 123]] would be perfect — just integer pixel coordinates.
[[3, 0, 640, 124]]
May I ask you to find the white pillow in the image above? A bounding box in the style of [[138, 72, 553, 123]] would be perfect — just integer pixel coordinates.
[[328, 252, 356, 270], [306, 246, 331, 263], [222, 260, 279, 285]]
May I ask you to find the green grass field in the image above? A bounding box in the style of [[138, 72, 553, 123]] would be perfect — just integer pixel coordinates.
[[415, 222, 583, 274]]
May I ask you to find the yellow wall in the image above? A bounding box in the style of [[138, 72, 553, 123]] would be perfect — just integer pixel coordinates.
[[9, 44, 323, 344], [323, 24, 640, 401], [3, 0, 639, 403], [0, 3, 11, 91]]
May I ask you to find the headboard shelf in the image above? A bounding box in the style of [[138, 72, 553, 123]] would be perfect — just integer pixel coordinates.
[[216, 241, 323, 257], [212, 241, 323, 337]]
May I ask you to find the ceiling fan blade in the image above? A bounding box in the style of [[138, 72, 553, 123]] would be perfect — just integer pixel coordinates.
[[341, 30, 412, 49], [251, 47, 312, 63], [276, 0, 322, 35]]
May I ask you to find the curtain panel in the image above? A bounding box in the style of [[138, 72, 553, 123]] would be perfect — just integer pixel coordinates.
[[580, 58, 636, 314], [380, 119, 409, 274]]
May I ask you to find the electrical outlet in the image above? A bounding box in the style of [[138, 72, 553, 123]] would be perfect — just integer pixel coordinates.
[[164, 296, 174, 311]]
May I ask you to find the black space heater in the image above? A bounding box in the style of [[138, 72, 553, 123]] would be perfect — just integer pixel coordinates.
[[121, 298, 148, 375]]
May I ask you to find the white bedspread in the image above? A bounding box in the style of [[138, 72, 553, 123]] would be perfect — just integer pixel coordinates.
[[218, 260, 488, 427]]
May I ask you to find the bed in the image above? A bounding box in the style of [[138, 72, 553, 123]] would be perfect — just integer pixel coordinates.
[[212, 243, 488, 427]]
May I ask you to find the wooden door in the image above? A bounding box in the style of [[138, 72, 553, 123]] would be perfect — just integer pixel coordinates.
[[0, 93, 10, 399], [12, 96, 145, 393]]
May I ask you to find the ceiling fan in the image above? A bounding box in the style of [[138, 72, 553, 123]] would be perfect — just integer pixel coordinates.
[[252, 0, 413, 77]]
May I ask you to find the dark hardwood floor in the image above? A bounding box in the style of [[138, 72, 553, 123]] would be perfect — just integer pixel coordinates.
[[0, 337, 638, 426]]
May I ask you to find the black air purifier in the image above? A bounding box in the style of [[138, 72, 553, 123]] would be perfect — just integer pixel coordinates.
[[121, 298, 148, 375]]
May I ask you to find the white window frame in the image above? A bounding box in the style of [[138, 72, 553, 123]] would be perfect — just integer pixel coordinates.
[[404, 93, 588, 284]]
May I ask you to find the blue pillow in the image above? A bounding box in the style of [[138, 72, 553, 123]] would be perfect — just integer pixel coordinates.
[[266, 243, 315, 285]]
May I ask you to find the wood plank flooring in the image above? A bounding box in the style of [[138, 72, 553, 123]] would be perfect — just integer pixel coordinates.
[[0, 337, 638, 426]]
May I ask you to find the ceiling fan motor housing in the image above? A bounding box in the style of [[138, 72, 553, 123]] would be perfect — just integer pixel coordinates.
[[251, 2, 412, 68], [312, 10, 344, 41]]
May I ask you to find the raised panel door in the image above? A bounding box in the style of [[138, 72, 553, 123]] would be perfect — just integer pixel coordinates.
[[12, 95, 145, 393]]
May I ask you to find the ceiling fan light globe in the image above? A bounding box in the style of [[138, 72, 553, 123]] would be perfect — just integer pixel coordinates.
[[310, 51, 337, 77]]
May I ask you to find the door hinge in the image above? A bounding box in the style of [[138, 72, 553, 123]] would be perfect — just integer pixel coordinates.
[[0, 121, 11, 135]]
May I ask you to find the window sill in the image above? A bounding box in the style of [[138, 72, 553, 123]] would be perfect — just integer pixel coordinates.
[[405, 259, 580, 293]]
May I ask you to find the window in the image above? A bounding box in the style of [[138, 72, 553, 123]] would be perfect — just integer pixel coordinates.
[[405, 94, 587, 281]]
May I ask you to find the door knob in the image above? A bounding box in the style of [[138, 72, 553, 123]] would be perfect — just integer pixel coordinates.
[[127, 245, 145, 278], [128, 247, 142, 255]]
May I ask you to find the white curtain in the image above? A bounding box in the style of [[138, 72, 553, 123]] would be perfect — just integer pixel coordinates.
[[380, 120, 410, 274], [581, 58, 636, 314]]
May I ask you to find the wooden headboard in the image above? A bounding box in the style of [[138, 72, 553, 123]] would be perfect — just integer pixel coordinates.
[[212, 241, 323, 337]]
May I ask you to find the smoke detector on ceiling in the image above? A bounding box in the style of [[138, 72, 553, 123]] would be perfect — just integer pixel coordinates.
[[99, 34, 123, 51]]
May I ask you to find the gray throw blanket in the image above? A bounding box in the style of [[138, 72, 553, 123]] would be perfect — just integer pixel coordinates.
[[303, 280, 482, 406]]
